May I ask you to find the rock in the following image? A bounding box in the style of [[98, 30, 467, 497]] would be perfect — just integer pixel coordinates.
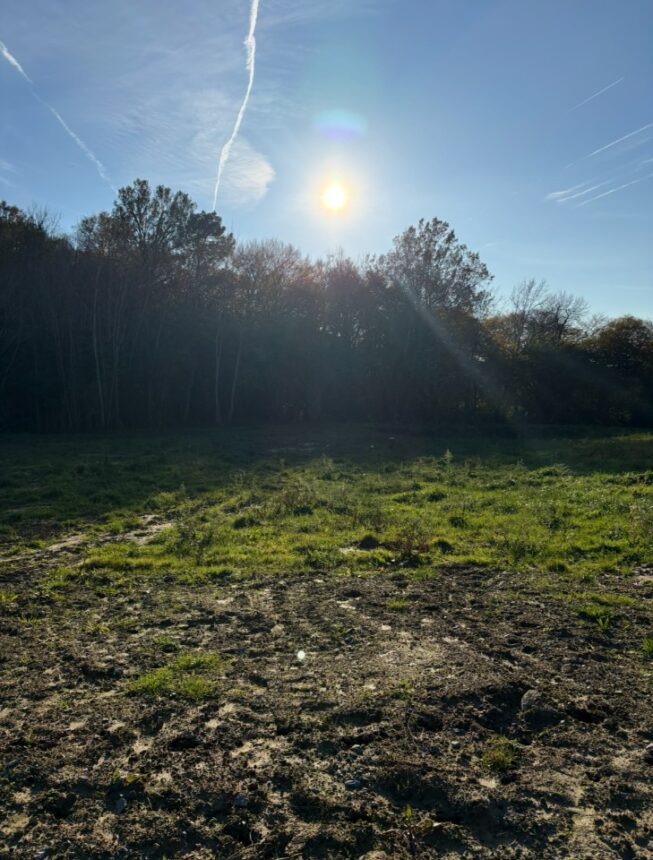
[[233, 793, 248, 809], [359, 853, 389, 860], [521, 689, 562, 730], [643, 744, 653, 765], [521, 689, 544, 711], [33, 851, 50, 860], [114, 795, 127, 814], [451, 740, 461, 749], [345, 778, 362, 790]]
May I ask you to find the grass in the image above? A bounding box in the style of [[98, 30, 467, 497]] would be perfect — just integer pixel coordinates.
[[387, 598, 410, 612], [1, 428, 652, 599], [481, 737, 520, 773], [577, 604, 613, 631], [127, 652, 228, 700]]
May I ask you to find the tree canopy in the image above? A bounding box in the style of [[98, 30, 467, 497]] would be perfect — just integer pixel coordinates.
[[0, 180, 650, 431]]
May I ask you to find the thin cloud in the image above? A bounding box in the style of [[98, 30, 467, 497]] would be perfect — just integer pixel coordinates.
[[577, 172, 653, 206], [219, 137, 275, 205], [0, 38, 32, 83], [568, 76, 624, 112], [546, 178, 614, 203], [0, 35, 113, 191], [546, 181, 591, 201], [212, 0, 262, 210], [586, 122, 653, 158]]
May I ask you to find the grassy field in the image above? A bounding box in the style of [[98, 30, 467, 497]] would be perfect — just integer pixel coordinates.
[[1, 427, 652, 858], [2, 426, 652, 584]]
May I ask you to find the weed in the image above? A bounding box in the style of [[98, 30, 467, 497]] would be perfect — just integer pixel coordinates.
[[128, 652, 228, 700], [387, 598, 409, 612], [643, 637, 653, 658], [481, 737, 520, 773], [0, 590, 18, 609], [578, 604, 612, 631]]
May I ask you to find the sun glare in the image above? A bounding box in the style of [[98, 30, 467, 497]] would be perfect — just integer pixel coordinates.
[[321, 181, 349, 212]]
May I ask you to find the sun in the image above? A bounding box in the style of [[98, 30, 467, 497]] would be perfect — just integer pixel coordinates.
[[321, 181, 349, 212]]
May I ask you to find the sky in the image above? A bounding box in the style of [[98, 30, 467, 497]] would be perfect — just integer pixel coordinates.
[[1, 0, 652, 317]]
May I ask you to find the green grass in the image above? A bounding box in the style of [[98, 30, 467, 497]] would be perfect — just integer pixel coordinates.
[[577, 604, 613, 631], [128, 652, 228, 700], [387, 598, 410, 612], [1, 428, 652, 597], [481, 737, 520, 773]]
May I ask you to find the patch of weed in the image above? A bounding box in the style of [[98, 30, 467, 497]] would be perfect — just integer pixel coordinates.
[[481, 737, 520, 773]]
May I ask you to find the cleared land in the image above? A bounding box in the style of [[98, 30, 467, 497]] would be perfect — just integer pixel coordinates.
[[0, 428, 652, 859]]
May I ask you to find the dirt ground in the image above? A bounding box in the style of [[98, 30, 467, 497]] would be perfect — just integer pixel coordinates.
[[1, 537, 652, 859]]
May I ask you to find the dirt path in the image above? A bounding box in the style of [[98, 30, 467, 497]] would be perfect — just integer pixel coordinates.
[[1, 558, 652, 858]]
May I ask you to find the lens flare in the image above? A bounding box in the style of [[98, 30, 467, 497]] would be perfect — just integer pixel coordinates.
[[321, 182, 349, 212]]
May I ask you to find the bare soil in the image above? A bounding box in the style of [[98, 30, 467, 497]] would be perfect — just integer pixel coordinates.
[[1, 551, 652, 858]]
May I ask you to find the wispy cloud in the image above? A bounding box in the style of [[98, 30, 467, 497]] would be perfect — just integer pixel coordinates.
[[219, 138, 275, 205], [212, 0, 262, 210], [577, 172, 653, 206], [546, 181, 591, 201], [546, 178, 614, 203], [567, 76, 624, 112], [0, 34, 114, 191], [586, 121, 653, 159], [0, 38, 32, 83]]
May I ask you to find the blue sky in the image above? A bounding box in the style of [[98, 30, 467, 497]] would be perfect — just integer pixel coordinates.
[[1, 0, 652, 316]]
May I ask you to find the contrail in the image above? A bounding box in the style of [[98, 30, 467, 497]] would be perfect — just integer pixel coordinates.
[[44, 103, 115, 191], [0, 35, 114, 191], [0, 39, 32, 83], [586, 121, 653, 158], [546, 181, 591, 200], [212, 0, 260, 211], [546, 178, 613, 203], [568, 76, 624, 112], [577, 172, 653, 206]]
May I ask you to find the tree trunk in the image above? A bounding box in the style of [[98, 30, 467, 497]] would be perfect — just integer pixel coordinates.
[[228, 328, 243, 425], [214, 325, 223, 425]]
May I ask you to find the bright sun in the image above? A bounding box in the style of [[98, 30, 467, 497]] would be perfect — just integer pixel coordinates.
[[321, 181, 349, 212]]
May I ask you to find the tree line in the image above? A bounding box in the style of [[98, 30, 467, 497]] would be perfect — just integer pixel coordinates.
[[1, 179, 651, 431]]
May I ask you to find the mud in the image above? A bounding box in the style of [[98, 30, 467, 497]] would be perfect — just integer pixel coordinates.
[[1, 560, 652, 858]]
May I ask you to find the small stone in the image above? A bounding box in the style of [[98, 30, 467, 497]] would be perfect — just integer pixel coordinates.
[[451, 740, 461, 749], [33, 851, 50, 860], [350, 744, 363, 755], [345, 778, 362, 790], [643, 744, 653, 765], [114, 795, 127, 814], [521, 689, 544, 711], [234, 793, 249, 809]]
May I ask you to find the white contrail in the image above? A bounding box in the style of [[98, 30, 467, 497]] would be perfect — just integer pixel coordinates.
[[546, 181, 591, 200], [586, 121, 653, 158], [0, 39, 32, 83], [45, 103, 116, 191], [577, 172, 653, 206], [0, 35, 113, 191], [568, 76, 624, 112], [212, 0, 260, 211], [546, 178, 613, 203]]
